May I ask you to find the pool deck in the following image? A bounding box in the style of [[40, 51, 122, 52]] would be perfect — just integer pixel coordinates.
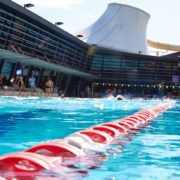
[[0, 90, 58, 97]]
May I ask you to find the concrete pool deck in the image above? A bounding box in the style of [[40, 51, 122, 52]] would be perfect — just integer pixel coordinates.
[[0, 89, 58, 97]]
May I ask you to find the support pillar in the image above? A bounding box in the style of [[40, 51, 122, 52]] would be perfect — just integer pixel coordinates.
[[64, 75, 71, 96], [37, 68, 44, 87], [55, 72, 60, 87], [58, 73, 64, 92], [25, 65, 33, 87], [0, 59, 5, 74], [77, 77, 84, 97], [10, 62, 18, 79]]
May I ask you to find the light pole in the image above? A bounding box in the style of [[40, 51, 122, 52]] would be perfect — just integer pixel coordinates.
[[138, 50, 142, 54], [76, 34, 83, 38], [24, 3, 34, 8], [55, 22, 64, 26]]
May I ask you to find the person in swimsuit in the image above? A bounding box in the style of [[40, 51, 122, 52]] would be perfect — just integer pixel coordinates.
[[29, 75, 36, 96], [45, 78, 53, 97], [16, 77, 25, 96], [49, 79, 54, 97]]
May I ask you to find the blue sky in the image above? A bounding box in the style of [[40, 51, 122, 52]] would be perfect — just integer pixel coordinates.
[[13, 0, 180, 45]]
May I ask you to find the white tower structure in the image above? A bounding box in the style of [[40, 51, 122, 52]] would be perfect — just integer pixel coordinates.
[[76, 3, 150, 54]]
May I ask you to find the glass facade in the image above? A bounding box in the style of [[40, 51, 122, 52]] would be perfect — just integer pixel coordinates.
[[90, 51, 180, 84]]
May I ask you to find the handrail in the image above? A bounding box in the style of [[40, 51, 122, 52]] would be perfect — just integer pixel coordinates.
[[35, 87, 44, 94], [0, 9, 87, 53]]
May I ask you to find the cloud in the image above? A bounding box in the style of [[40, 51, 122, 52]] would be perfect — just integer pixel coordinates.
[[13, 0, 83, 9]]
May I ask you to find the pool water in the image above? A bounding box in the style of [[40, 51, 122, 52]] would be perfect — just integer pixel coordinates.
[[0, 97, 179, 179]]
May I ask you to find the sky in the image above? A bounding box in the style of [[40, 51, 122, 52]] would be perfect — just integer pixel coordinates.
[[12, 0, 180, 46]]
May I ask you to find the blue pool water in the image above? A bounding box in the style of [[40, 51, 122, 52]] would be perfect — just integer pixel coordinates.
[[0, 97, 179, 179]]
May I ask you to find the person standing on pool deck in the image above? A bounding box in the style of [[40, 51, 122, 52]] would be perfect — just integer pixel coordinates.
[[29, 75, 36, 96], [16, 77, 25, 96], [49, 79, 54, 97], [85, 85, 91, 98], [45, 78, 53, 97]]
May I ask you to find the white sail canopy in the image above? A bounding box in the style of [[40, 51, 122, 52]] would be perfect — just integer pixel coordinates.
[[76, 3, 150, 54]]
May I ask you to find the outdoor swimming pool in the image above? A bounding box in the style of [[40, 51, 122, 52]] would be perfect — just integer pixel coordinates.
[[0, 97, 179, 179]]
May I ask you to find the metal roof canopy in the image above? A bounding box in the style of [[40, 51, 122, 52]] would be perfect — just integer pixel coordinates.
[[95, 46, 179, 62], [0, 0, 88, 49], [0, 49, 96, 79]]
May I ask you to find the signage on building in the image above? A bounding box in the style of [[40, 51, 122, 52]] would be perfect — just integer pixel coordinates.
[[172, 75, 179, 82]]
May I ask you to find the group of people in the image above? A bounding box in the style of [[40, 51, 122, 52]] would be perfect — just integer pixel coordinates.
[[0, 75, 54, 97], [84, 86, 122, 98]]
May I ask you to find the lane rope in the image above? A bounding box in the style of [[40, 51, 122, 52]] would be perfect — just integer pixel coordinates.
[[0, 102, 174, 179]]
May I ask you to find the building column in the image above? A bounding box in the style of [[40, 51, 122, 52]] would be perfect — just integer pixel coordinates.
[[25, 65, 33, 87], [64, 75, 71, 96], [55, 72, 60, 87], [77, 77, 84, 97], [0, 59, 5, 74], [10, 62, 18, 79], [58, 73, 64, 92], [36, 68, 44, 87]]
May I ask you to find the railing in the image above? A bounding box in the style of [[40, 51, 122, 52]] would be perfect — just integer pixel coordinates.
[[89, 54, 179, 83], [0, 8, 91, 72], [35, 87, 44, 94]]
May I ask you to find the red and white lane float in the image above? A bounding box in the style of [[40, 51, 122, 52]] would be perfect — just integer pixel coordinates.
[[100, 122, 127, 133], [25, 141, 84, 158], [0, 102, 174, 179], [88, 125, 120, 138], [0, 152, 59, 172]]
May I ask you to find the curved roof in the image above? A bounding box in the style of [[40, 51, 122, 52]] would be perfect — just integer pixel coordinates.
[[76, 3, 150, 54], [109, 3, 150, 17], [147, 40, 180, 51]]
